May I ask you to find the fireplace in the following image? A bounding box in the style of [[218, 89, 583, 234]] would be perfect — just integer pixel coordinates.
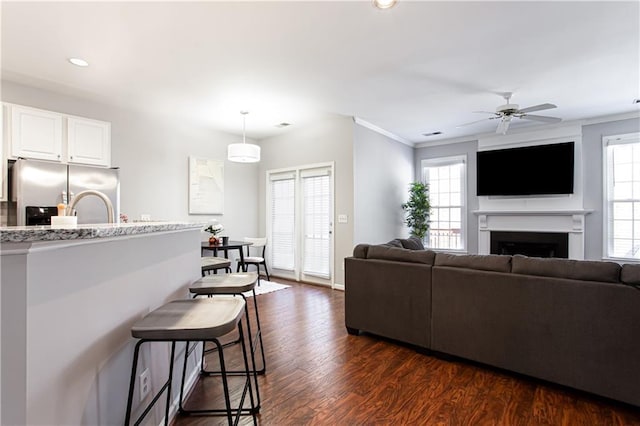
[[490, 231, 569, 258]]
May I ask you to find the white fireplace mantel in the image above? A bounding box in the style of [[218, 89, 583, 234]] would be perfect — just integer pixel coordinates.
[[473, 209, 593, 259]]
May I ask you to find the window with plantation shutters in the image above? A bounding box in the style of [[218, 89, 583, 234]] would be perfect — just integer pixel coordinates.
[[301, 170, 331, 278], [269, 174, 295, 270], [604, 132, 640, 260]]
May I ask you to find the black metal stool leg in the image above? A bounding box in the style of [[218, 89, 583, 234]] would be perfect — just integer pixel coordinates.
[[125, 341, 178, 426], [214, 338, 234, 425], [200, 291, 266, 376], [163, 342, 176, 426], [251, 288, 267, 374], [124, 340, 144, 426], [200, 294, 261, 410], [237, 322, 258, 423], [178, 341, 198, 414], [175, 324, 258, 421]]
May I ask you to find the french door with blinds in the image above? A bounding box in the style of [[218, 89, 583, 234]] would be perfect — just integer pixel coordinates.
[[267, 163, 334, 286]]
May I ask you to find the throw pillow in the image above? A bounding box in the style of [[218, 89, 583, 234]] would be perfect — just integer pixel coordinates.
[[385, 239, 404, 248], [400, 237, 425, 251]]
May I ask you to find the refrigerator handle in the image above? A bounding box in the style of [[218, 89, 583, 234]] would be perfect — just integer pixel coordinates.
[[63, 191, 75, 205]]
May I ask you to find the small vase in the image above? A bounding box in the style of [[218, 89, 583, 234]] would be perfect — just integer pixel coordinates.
[[209, 236, 219, 245]]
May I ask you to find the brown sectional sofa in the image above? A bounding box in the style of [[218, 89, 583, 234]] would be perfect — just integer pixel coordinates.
[[344, 243, 640, 407]]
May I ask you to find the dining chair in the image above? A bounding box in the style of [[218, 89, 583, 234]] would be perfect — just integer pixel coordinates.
[[236, 237, 271, 282]]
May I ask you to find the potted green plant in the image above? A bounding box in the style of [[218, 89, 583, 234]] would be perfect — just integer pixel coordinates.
[[401, 181, 431, 241]]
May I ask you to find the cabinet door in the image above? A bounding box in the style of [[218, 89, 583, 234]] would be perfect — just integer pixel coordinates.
[[67, 117, 111, 167], [10, 105, 63, 161]]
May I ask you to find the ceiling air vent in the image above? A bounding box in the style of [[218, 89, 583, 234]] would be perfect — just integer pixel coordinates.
[[275, 122, 292, 128], [422, 131, 442, 137]]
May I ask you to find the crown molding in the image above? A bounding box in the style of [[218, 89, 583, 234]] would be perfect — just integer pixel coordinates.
[[353, 117, 413, 147], [581, 110, 640, 125]]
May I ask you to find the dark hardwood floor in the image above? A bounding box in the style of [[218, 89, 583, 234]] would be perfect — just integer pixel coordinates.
[[173, 279, 640, 425]]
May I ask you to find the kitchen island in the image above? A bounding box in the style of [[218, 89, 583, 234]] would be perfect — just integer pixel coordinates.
[[1, 222, 204, 425]]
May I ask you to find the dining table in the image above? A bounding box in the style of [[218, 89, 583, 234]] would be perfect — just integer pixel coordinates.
[[201, 240, 253, 271]]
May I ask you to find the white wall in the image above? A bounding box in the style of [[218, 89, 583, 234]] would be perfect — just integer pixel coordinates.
[[353, 123, 414, 244], [1, 80, 259, 240], [257, 115, 353, 286]]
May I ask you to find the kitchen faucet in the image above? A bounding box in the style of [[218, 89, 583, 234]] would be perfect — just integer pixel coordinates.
[[67, 190, 115, 223]]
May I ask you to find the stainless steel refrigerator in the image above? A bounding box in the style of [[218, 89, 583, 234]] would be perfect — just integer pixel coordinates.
[[11, 158, 120, 226]]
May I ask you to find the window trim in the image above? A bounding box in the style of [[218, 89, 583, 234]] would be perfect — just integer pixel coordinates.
[[602, 132, 640, 261], [421, 154, 467, 252]]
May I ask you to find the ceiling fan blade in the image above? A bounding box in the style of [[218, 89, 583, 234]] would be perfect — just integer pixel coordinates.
[[518, 103, 557, 113], [521, 114, 562, 123], [456, 117, 496, 128], [496, 117, 511, 134], [472, 111, 499, 115]]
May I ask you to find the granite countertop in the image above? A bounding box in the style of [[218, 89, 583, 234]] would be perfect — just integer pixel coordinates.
[[0, 221, 204, 243]]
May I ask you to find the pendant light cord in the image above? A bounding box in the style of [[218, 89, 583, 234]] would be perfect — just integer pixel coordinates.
[[241, 110, 248, 144]]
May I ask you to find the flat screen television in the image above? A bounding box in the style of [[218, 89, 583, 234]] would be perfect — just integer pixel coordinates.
[[476, 141, 574, 196]]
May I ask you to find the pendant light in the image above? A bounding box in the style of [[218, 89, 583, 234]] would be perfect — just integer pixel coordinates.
[[228, 111, 260, 163]]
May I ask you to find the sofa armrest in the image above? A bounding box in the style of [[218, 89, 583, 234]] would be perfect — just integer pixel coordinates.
[[345, 257, 431, 348]]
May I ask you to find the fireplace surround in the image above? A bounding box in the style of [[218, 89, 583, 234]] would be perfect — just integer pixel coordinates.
[[476, 210, 592, 259]]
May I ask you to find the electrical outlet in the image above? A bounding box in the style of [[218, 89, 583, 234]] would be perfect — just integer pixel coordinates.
[[139, 368, 150, 400]]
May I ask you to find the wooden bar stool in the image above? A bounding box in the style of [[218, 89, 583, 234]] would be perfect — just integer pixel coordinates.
[[201, 256, 232, 276], [189, 273, 267, 379], [123, 298, 257, 426]]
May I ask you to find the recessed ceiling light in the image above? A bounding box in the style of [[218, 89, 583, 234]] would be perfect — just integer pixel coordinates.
[[422, 131, 443, 137], [68, 58, 89, 67], [373, 0, 397, 9]]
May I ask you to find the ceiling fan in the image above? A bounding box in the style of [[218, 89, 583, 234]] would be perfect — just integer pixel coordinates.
[[458, 92, 562, 134]]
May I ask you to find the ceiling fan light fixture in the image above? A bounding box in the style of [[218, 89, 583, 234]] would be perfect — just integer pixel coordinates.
[[373, 0, 397, 9], [458, 92, 561, 135], [228, 111, 260, 163]]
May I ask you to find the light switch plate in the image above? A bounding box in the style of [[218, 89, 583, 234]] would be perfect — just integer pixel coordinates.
[[338, 214, 348, 223]]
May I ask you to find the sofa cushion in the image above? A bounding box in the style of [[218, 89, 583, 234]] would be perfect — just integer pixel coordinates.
[[434, 253, 512, 273], [512, 255, 621, 283], [367, 245, 435, 265], [621, 264, 640, 286], [400, 237, 425, 250], [352, 244, 369, 259]]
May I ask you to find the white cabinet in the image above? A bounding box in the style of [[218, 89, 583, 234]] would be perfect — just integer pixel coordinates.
[[10, 105, 63, 162], [6, 104, 111, 167], [67, 116, 111, 167]]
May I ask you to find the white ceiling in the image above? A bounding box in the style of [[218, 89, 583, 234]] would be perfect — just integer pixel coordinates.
[[2, 1, 639, 144]]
